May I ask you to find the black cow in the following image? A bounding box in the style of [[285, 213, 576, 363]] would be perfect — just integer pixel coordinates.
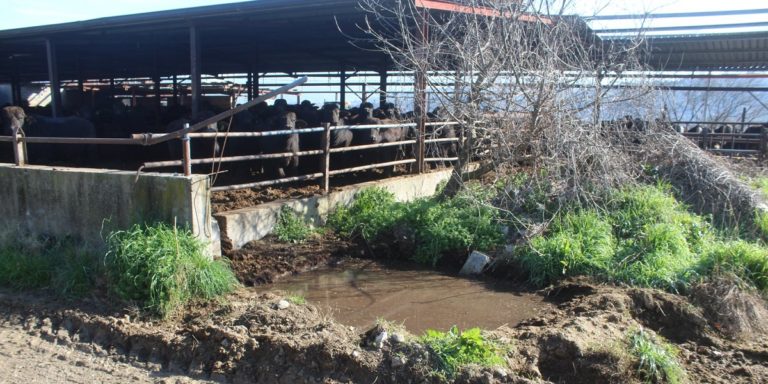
[[320, 103, 354, 171], [261, 111, 300, 178], [1, 105, 97, 165]]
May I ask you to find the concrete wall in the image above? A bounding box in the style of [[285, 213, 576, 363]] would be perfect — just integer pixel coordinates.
[[216, 169, 455, 250], [0, 164, 219, 255]]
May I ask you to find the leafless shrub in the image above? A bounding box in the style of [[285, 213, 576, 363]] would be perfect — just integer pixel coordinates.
[[354, 0, 766, 226], [355, 0, 659, 205]]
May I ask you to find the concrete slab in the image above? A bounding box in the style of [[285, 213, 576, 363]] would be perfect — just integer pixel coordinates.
[[0, 164, 219, 256], [215, 169, 456, 250]]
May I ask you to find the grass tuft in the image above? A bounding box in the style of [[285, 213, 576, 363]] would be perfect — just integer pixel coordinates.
[[700, 241, 768, 292], [287, 293, 306, 305], [273, 206, 314, 243], [105, 223, 238, 318], [420, 326, 505, 377], [328, 187, 503, 266], [629, 329, 685, 384]]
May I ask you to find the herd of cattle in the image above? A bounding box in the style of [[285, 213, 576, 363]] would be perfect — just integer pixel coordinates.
[[606, 115, 768, 151], [0, 101, 459, 180]]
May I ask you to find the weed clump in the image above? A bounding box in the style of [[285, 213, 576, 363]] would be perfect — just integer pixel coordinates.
[[516, 211, 615, 286], [273, 206, 314, 243], [328, 187, 503, 265], [105, 223, 238, 318], [0, 240, 98, 297], [700, 241, 768, 292], [628, 329, 685, 384], [420, 326, 505, 377], [512, 184, 768, 293], [287, 293, 306, 305]]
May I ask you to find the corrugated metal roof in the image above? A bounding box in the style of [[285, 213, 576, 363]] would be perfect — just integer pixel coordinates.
[[0, 0, 387, 81], [1, 1, 767, 82], [639, 31, 768, 71]]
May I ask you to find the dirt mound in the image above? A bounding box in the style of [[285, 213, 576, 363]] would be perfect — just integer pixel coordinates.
[[502, 280, 768, 384], [225, 234, 356, 286]]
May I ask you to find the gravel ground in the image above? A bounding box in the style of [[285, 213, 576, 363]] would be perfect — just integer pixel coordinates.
[[0, 320, 215, 384]]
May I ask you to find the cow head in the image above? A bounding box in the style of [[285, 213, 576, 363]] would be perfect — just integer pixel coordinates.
[[321, 103, 340, 125], [273, 99, 289, 112], [0, 106, 26, 136], [275, 111, 297, 131]]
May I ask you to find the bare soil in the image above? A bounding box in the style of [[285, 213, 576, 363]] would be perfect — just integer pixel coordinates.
[[225, 233, 356, 286]]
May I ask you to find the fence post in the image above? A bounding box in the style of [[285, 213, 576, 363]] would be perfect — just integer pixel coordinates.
[[181, 123, 192, 176], [761, 126, 768, 161], [11, 126, 27, 166], [416, 117, 426, 174], [321, 123, 331, 193]]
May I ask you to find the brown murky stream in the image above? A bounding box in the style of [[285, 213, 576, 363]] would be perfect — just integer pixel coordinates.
[[265, 260, 554, 334]]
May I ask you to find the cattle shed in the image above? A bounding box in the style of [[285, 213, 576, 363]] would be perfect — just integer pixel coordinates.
[[2, 3, 768, 255]]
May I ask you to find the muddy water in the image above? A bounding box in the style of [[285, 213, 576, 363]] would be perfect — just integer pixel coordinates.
[[265, 260, 553, 334]]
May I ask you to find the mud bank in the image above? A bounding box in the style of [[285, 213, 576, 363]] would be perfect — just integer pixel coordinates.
[[1, 279, 766, 384]]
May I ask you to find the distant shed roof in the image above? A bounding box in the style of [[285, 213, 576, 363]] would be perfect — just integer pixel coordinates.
[[0, 0, 387, 81], [640, 31, 768, 71]]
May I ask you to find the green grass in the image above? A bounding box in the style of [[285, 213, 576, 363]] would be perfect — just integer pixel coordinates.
[[287, 293, 306, 305], [750, 177, 768, 198], [0, 240, 98, 297], [700, 241, 768, 292], [514, 184, 768, 294], [327, 187, 504, 266], [629, 329, 685, 384], [516, 211, 615, 287], [420, 326, 505, 377], [273, 206, 314, 243], [105, 223, 239, 318]]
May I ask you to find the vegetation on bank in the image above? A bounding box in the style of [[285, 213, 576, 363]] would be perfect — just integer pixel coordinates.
[[328, 187, 504, 265], [0, 239, 98, 297], [511, 183, 768, 294], [105, 223, 238, 318], [628, 329, 685, 384], [420, 326, 506, 378], [273, 206, 315, 243], [0, 223, 238, 319]]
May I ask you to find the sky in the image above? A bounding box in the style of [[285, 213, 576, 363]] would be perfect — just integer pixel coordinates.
[[0, 0, 766, 31]]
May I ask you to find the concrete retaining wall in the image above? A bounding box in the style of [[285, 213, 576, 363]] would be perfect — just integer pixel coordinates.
[[215, 169, 456, 250], [0, 164, 219, 255]]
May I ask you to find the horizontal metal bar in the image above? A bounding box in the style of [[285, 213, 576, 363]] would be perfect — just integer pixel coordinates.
[[187, 126, 325, 138], [339, 122, 417, 130], [0, 136, 14, 142], [425, 121, 461, 127], [141, 149, 326, 169], [328, 159, 416, 176], [681, 133, 762, 138], [211, 172, 324, 192], [707, 149, 760, 154], [329, 140, 417, 153], [425, 157, 459, 162], [671, 121, 766, 125], [425, 137, 460, 144], [19, 137, 142, 145]]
